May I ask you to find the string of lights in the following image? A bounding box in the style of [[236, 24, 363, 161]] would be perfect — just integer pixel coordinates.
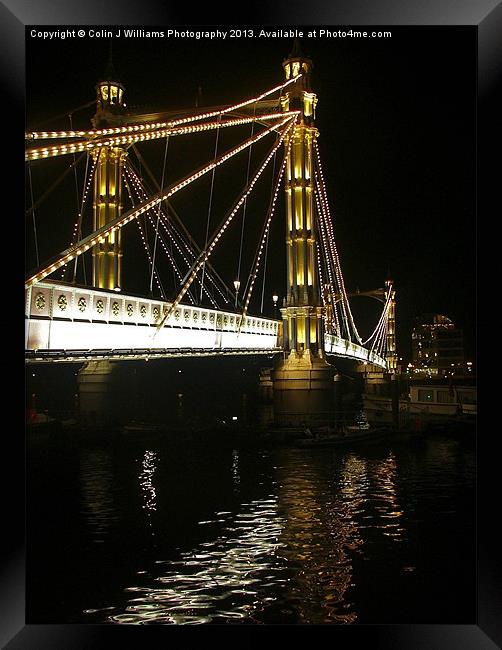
[[125, 169, 212, 308], [313, 179, 346, 338], [313, 142, 363, 344], [25, 73, 302, 142], [124, 162, 224, 308], [365, 285, 393, 357], [59, 152, 97, 280], [241, 136, 292, 319], [154, 116, 296, 331], [122, 171, 170, 300], [314, 172, 352, 339], [25, 111, 299, 162], [26, 115, 293, 288]]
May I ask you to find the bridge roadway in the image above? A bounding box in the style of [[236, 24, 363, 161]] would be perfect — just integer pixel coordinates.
[[25, 280, 387, 368]]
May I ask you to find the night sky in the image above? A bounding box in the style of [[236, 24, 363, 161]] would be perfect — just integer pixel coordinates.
[[25, 26, 476, 360]]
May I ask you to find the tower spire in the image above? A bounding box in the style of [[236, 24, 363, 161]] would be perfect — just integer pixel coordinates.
[[104, 41, 118, 82], [289, 36, 303, 58]]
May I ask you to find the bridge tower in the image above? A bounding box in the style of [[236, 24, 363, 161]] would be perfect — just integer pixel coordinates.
[[270, 43, 335, 426], [90, 60, 127, 290], [78, 60, 130, 427], [385, 279, 397, 373]]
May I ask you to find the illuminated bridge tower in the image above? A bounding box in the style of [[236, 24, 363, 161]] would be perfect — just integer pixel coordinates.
[[78, 63, 130, 427], [385, 279, 397, 373], [270, 44, 336, 426], [91, 65, 127, 290]]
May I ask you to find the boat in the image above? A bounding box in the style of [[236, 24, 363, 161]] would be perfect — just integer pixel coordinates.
[[295, 425, 390, 448], [363, 381, 476, 430], [408, 384, 476, 419], [121, 421, 165, 435], [295, 410, 390, 448]]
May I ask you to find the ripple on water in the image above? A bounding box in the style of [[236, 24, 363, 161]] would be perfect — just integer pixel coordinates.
[[74, 439, 475, 625]]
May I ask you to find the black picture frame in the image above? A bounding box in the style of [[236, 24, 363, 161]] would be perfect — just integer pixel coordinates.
[[8, 1, 499, 647]]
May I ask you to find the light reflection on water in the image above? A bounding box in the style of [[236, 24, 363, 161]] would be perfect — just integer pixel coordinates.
[[81, 446, 412, 624], [79, 449, 119, 542], [75, 436, 475, 625], [108, 496, 287, 624]]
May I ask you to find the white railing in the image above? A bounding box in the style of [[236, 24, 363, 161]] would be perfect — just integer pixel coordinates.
[[324, 333, 387, 369], [25, 280, 280, 354]]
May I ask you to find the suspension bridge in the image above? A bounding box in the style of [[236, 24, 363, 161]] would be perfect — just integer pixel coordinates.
[[25, 44, 396, 377]]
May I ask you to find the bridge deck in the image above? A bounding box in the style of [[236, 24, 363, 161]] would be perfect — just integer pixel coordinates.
[[25, 281, 387, 368]]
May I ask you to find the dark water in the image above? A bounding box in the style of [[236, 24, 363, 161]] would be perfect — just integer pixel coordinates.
[[27, 431, 475, 625]]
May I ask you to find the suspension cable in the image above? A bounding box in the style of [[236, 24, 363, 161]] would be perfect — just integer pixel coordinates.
[[25, 151, 88, 217], [124, 160, 222, 308], [313, 142, 363, 344], [200, 114, 221, 303], [72, 151, 91, 285], [69, 114, 87, 285], [25, 111, 299, 162], [241, 136, 292, 322], [154, 117, 295, 331], [25, 75, 302, 143], [123, 172, 166, 299], [236, 102, 257, 291], [28, 164, 39, 267], [259, 150, 278, 314], [150, 134, 170, 294]]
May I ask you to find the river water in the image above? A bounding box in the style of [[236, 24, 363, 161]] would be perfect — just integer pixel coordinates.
[[27, 429, 475, 625]]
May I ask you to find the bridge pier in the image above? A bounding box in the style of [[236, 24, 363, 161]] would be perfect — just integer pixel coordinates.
[[77, 360, 136, 428], [271, 351, 336, 427]]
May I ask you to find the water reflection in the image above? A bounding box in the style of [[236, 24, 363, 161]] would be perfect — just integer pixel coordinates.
[[273, 451, 362, 623], [140, 450, 158, 512], [369, 453, 405, 541], [79, 449, 118, 542], [231, 449, 240, 492], [73, 438, 478, 625], [108, 496, 287, 624], [139, 450, 158, 536]]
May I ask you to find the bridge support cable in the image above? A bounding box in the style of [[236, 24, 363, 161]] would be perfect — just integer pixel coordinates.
[[71, 151, 92, 285], [124, 163, 222, 307], [123, 165, 204, 306], [128, 144, 234, 306], [122, 172, 167, 300], [25, 74, 302, 146], [25, 151, 88, 220], [259, 151, 278, 314], [123, 161, 223, 309], [58, 154, 97, 280], [241, 138, 291, 322], [26, 115, 294, 288], [150, 134, 170, 294], [313, 181, 346, 338], [25, 100, 96, 138], [200, 114, 221, 304], [154, 117, 296, 332], [236, 103, 258, 299], [363, 284, 394, 359], [314, 170, 355, 342], [313, 141, 363, 345], [25, 111, 300, 162], [27, 164, 40, 268]]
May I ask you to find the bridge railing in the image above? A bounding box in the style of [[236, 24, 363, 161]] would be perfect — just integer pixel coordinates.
[[25, 280, 281, 353], [324, 333, 387, 369]]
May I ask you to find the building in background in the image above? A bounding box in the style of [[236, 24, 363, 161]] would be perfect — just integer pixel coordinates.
[[410, 314, 467, 377]]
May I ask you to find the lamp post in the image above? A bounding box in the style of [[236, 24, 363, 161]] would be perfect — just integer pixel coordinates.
[[234, 280, 240, 310], [272, 294, 279, 318]]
